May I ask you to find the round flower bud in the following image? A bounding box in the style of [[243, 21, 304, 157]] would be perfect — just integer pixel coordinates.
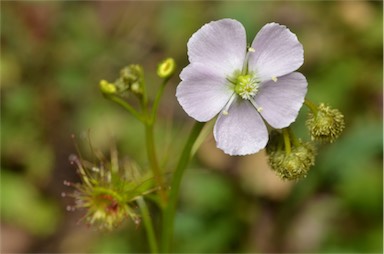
[[306, 103, 345, 143], [99, 80, 117, 94], [157, 58, 176, 79], [268, 141, 316, 181]]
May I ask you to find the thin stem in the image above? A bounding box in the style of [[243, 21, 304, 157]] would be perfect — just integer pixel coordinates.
[[137, 197, 159, 253], [150, 79, 169, 124], [145, 123, 167, 205], [287, 127, 300, 147], [282, 128, 291, 155], [139, 74, 168, 205], [106, 95, 145, 123], [141, 77, 149, 109], [161, 121, 205, 253], [304, 98, 318, 115]]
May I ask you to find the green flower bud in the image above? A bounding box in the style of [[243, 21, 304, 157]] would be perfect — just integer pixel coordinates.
[[268, 141, 316, 181], [99, 80, 117, 95], [306, 103, 345, 143], [157, 58, 176, 79], [118, 64, 144, 95]]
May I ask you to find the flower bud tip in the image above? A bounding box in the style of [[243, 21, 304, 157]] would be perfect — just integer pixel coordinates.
[[157, 58, 176, 79], [99, 80, 117, 94]]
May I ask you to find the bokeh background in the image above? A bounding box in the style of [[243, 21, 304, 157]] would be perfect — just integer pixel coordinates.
[[1, 1, 382, 253]]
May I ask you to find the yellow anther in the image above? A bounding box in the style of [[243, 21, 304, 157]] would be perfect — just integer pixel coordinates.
[[248, 47, 255, 52], [272, 76, 278, 82], [257, 107, 263, 112]]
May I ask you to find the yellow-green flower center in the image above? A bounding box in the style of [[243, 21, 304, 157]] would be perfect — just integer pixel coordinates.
[[234, 74, 260, 100]]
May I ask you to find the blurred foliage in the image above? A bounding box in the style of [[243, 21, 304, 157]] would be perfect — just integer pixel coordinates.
[[1, 1, 382, 253]]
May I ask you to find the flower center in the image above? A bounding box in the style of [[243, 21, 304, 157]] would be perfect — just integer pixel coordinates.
[[221, 47, 263, 115], [234, 74, 260, 100]]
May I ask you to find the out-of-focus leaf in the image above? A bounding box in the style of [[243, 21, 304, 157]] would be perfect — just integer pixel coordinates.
[[1, 171, 60, 236], [317, 117, 382, 176]]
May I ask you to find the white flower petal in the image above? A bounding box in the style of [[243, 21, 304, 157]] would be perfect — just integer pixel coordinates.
[[214, 99, 268, 155], [249, 22, 304, 81], [255, 72, 307, 129], [176, 63, 234, 122], [187, 19, 247, 77]]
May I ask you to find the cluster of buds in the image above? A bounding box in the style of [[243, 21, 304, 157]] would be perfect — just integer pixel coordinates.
[[117, 64, 144, 96], [267, 130, 316, 180], [63, 144, 158, 230], [99, 64, 145, 98], [99, 58, 176, 99]]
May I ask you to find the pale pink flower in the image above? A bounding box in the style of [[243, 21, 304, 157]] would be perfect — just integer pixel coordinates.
[[176, 19, 307, 155]]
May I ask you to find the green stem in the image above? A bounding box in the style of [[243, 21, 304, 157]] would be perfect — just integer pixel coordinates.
[[139, 75, 168, 205], [106, 95, 145, 123], [145, 123, 167, 205], [150, 79, 169, 124], [282, 128, 291, 155], [304, 98, 318, 115], [137, 197, 159, 253], [161, 121, 205, 253], [287, 127, 300, 147], [141, 77, 149, 109]]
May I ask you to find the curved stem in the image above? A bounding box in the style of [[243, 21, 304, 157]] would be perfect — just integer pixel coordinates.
[[106, 95, 145, 123], [137, 197, 159, 253], [287, 127, 300, 147], [150, 79, 169, 124], [304, 98, 318, 115], [161, 121, 205, 253]]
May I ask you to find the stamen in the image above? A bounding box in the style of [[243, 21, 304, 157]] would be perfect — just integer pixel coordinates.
[[249, 98, 263, 113], [241, 47, 255, 75], [272, 76, 278, 82], [222, 93, 236, 115]]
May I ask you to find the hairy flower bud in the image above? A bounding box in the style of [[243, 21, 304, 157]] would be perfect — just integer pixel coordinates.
[[268, 141, 316, 180], [266, 130, 316, 180], [157, 58, 176, 79], [306, 103, 345, 143]]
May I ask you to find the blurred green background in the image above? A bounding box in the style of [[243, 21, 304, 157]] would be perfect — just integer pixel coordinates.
[[1, 1, 382, 253]]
